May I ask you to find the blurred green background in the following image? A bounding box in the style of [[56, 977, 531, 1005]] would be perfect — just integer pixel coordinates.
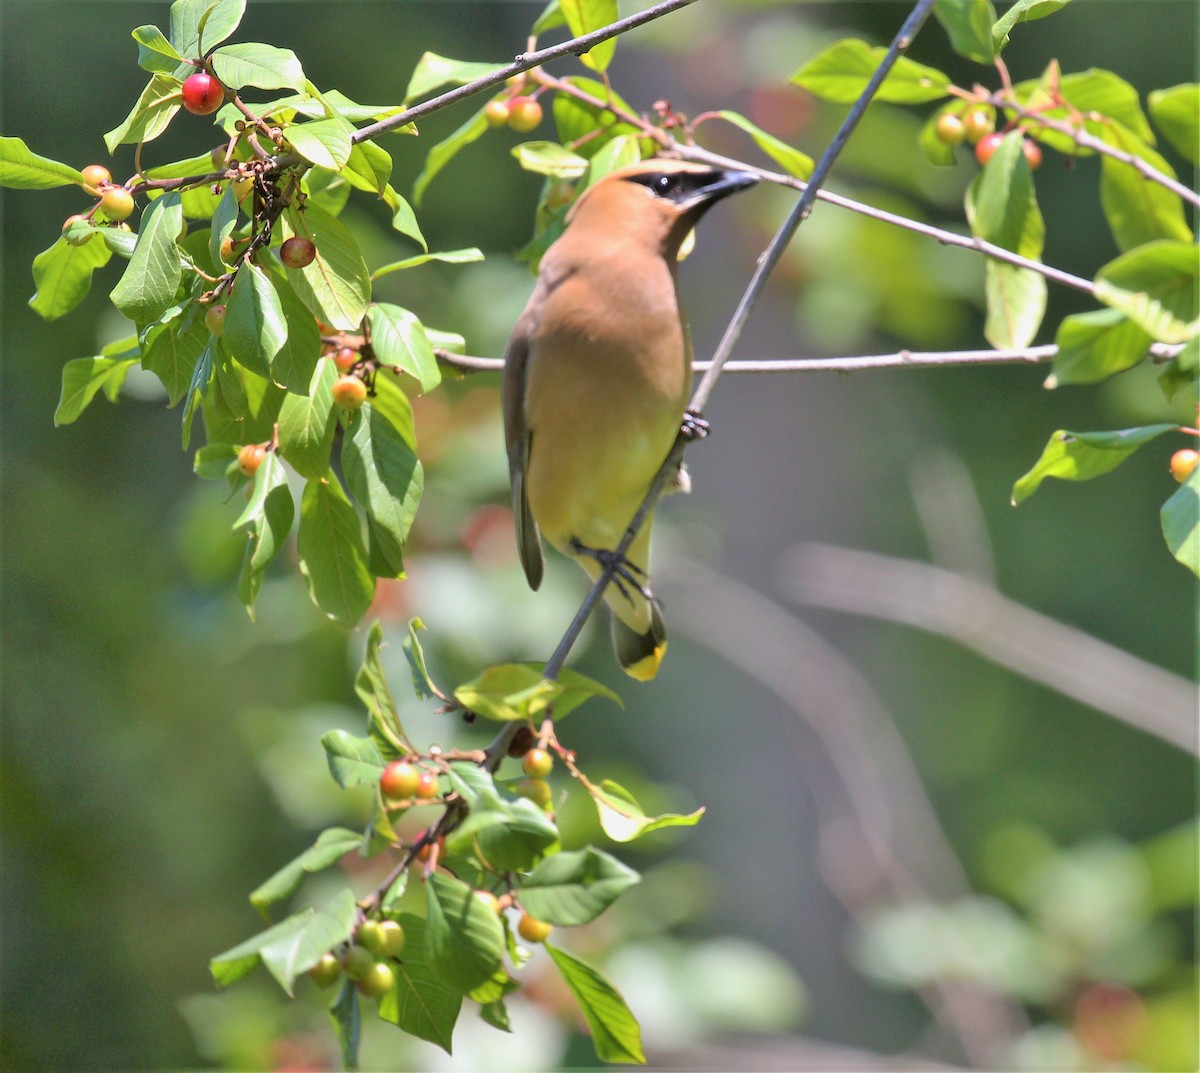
[[1, 2, 1195, 1070]]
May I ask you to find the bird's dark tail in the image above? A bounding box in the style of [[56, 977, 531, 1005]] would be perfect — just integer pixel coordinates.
[[610, 595, 667, 681]]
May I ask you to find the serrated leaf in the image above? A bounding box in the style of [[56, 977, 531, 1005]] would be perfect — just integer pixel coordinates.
[[233, 451, 293, 614], [368, 304, 441, 393], [0, 136, 82, 189], [1149, 84, 1199, 164], [170, 0, 245, 56], [791, 39, 951, 104], [104, 75, 183, 153], [298, 474, 375, 627], [1048, 308, 1152, 386], [210, 42, 305, 92], [413, 106, 489, 206], [403, 51, 505, 103], [561, 0, 619, 73], [342, 403, 423, 579], [286, 119, 354, 171], [277, 356, 337, 478], [425, 873, 506, 993], [377, 915, 463, 1054], [588, 779, 703, 844], [544, 944, 644, 1064], [1094, 241, 1200, 344], [402, 618, 438, 700], [371, 248, 484, 281], [355, 620, 415, 756], [321, 729, 385, 789], [992, 0, 1071, 53], [54, 357, 137, 426], [224, 261, 288, 378], [249, 827, 362, 917], [282, 205, 371, 330], [520, 848, 639, 926], [1161, 468, 1200, 576], [716, 112, 813, 179], [1012, 424, 1179, 504], [110, 192, 184, 324], [513, 141, 590, 179], [933, 0, 997, 64], [28, 236, 112, 322], [1099, 122, 1192, 252], [472, 796, 559, 872]]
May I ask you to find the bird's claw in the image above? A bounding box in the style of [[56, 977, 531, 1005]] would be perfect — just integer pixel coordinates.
[[681, 410, 709, 441], [570, 540, 652, 606]]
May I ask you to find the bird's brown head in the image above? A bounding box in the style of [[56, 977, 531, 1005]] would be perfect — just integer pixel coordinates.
[[565, 158, 758, 261]]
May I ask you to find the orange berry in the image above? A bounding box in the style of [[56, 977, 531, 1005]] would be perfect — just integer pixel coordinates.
[[237, 443, 267, 477], [1170, 448, 1199, 483]]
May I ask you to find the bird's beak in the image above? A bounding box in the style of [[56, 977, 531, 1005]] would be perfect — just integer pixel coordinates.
[[686, 168, 759, 208]]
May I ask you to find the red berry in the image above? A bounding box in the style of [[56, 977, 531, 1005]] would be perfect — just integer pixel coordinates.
[[333, 346, 358, 372], [181, 72, 224, 115], [279, 235, 316, 268], [975, 132, 1005, 166], [522, 748, 553, 779], [517, 913, 552, 943], [1170, 448, 1199, 483], [934, 113, 966, 146], [204, 303, 227, 336], [80, 163, 111, 194], [415, 771, 440, 800], [380, 760, 420, 801], [99, 187, 135, 221], [332, 375, 367, 410], [1022, 138, 1043, 170], [508, 97, 543, 133], [237, 443, 267, 477]]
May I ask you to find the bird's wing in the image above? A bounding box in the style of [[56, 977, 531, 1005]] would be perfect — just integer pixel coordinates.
[[502, 317, 545, 591]]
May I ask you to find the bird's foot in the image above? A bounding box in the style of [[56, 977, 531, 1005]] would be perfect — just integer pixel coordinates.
[[569, 539, 651, 605], [681, 410, 709, 441]]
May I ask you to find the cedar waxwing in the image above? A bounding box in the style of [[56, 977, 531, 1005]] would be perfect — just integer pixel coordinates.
[[503, 159, 758, 680]]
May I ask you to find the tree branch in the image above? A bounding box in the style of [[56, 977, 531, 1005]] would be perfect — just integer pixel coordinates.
[[541, 0, 941, 679]]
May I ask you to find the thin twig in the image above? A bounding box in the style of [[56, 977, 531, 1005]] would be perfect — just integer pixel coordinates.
[[541, 0, 941, 681]]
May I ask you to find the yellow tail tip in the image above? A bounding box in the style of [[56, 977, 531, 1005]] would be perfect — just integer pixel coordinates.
[[621, 639, 667, 682]]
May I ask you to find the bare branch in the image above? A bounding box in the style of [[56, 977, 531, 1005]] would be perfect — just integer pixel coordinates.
[[782, 543, 1198, 756]]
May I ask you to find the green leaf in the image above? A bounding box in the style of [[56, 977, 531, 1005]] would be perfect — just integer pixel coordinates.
[[110, 192, 184, 324], [472, 796, 560, 873], [1159, 336, 1198, 401], [991, 0, 1071, 53], [104, 75, 183, 153], [208, 185, 239, 268], [371, 248, 484, 281], [249, 827, 362, 917], [286, 119, 354, 171], [1095, 241, 1200, 344], [194, 443, 238, 480], [560, 0, 619, 73], [368, 304, 441, 393], [589, 779, 704, 844], [0, 136, 82, 189], [402, 618, 439, 700], [413, 106, 489, 206], [1149, 84, 1199, 164], [344, 141, 393, 196], [355, 620, 415, 756], [28, 236, 112, 322], [181, 339, 215, 449], [170, 0, 245, 56], [210, 888, 356, 995], [983, 260, 1047, 351], [521, 848, 640, 926], [342, 403, 423, 579], [277, 356, 337, 478], [1161, 468, 1200, 577], [384, 185, 426, 249], [54, 357, 137, 426], [320, 729, 385, 789], [282, 204, 371, 330], [268, 274, 322, 393], [132, 24, 184, 75], [716, 112, 813, 179], [403, 52, 505, 103], [210, 42, 305, 92], [933, 0, 997, 64], [453, 664, 557, 721], [512, 140, 590, 179], [544, 944, 645, 1064], [298, 474, 375, 627], [377, 915, 463, 1054], [791, 39, 951, 104], [425, 873, 506, 993], [1048, 308, 1152, 387], [233, 451, 293, 614], [329, 981, 361, 1073], [533, 1, 567, 35], [1012, 424, 1179, 504], [224, 261, 288, 379], [552, 77, 646, 161], [1099, 122, 1192, 252], [143, 306, 208, 404]]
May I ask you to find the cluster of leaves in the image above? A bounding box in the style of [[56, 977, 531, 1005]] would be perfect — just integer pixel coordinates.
[[794, 0, 1198, 575], [210, 623, 700, 1066]]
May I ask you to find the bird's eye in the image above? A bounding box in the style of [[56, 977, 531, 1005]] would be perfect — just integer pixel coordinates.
[[654, 174, 676, 195]]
